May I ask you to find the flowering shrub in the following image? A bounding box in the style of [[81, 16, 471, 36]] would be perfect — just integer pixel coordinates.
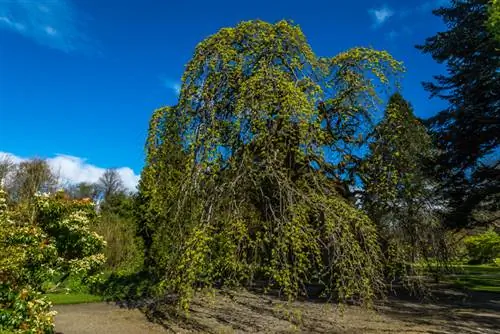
[[0, 189, 106, 333]]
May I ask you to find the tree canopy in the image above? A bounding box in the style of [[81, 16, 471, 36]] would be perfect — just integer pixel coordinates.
[[138, 20, 404, 308]]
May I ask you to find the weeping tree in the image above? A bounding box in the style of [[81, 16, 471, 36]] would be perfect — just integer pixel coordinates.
[[139, 20, 403, 309], [361, 94, 449, 287]]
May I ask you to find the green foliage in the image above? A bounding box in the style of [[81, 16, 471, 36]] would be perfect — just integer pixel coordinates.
[[463, 229, 500, 264], [136, 105, 189, 270], [94, 211, 143, 272], [91, 270, 153, 303], [362, 93, 433, 216], [360, 93, 448, 287], [138, 20, 404, 310], [93, 190, 143, 272], [35, 193, 106, 283], [488, 0, 500, 40], [418, 0, 500, 229], [0, 189, 106, 333]]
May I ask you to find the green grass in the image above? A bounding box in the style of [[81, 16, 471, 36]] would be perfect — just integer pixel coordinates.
[[45, 292, 103, 305], [446, 264, 500, 293]]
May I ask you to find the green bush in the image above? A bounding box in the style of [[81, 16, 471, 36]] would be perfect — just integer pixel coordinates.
[[463, 229, 500, 264], [0, 190, 106, 333], [93, 212, 143, 273]]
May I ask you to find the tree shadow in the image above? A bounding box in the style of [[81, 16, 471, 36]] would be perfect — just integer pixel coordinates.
[[97, 277, 500, 333], [378, 285, 500, 334]]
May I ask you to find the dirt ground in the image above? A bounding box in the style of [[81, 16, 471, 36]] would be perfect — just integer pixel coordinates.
[[54, 303, 166, 334], [55, 288, 500, 334]]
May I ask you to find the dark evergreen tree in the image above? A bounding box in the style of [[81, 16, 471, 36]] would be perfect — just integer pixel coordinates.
[[417, 0, 500, 229]]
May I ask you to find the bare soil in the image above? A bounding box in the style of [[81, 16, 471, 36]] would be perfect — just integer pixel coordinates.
[[55, 288, 500, 333], [54, 303, 166, 334]]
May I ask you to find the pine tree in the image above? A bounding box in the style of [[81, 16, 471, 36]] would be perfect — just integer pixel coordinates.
[[417, 0, 500, 229]]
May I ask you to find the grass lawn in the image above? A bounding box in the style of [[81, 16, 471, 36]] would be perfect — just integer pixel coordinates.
[[447, 264, 500, 293], [45, 292, 103, 305]]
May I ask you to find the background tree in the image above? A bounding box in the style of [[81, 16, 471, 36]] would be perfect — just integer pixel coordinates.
[[417, 0, 500, 229], [97, 169, 124, 201], [92, 171, 143, 272], [136, 106, 187, 269], [361, 93, 447, 284], [8, 159, 57, 202], [4, 159, 58, 223], [139, 20, 403, 309], [66, 182, 99, 201], [362, 93, 433, 223], [0, 156, 14, 188]]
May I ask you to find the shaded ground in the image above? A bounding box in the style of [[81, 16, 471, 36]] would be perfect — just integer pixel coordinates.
[[55, 287, 500, 333]]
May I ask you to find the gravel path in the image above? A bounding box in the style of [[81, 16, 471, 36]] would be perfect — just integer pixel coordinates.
[[53, 288, 500, 333], [54, 303, 166, 334]]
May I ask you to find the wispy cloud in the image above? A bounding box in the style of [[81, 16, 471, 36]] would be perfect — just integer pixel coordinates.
[[162, 78, 182, 95], [0, 152, 140, 192], [374, 0, 450, 39], [368, 5, 394, 28], [385, 26, 413, 41], [0, 0, 93, 53]]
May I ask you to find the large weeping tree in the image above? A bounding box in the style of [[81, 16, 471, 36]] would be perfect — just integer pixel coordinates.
[[139, 20, 403, 309]]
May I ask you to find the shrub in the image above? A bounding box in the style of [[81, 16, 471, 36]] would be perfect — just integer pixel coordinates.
[[93, 212, 143, 273], [463, 229, 500, 264], [0, 190, 106, 333]]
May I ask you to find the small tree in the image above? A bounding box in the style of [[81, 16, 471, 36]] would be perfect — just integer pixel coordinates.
[[9, 159, 57, 202], [97, 169, 124, 201], [0, 156, 15, 187]]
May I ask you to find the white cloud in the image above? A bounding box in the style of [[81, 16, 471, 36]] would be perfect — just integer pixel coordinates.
[[0, 15, 25, 32], [0, 0, 92, 52], [162, 78, 182, 95], [0, 152, 24, 165], [0, 152, 140, 192], [369, 6, 394, 27], [376, 1, 450, 37], [45, 26, 57, 36]]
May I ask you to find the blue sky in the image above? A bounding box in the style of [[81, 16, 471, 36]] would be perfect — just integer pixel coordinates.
[[0, 0, 448, 189]]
